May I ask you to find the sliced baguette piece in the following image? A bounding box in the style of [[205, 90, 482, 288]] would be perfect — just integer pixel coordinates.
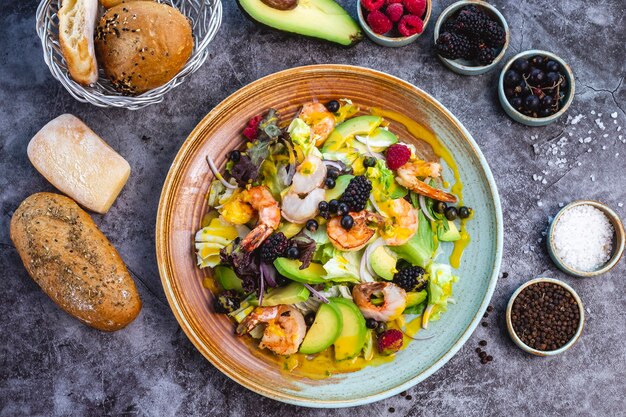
[[27, 114, 131, 214], [58, 0, 99, 85], [10, 192, 142, 331]]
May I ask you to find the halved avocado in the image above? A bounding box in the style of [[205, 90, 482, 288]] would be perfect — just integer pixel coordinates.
[[331, 298, 367, 360], [214, 265, 243, 292], [299, 302, 343, 354], [273, 258, 326, 284], [325, 174, 354, 201], [262, 282, 310, 306], [237, 0, 362, 46], [322, 116, 383, 152], [355, 128, 398, 148]]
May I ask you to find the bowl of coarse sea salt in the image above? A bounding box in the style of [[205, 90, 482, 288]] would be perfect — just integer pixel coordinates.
[[548, 200, 625, 277]]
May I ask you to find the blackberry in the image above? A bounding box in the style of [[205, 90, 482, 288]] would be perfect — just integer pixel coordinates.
[[477, 45, 496, 65], [435, 32, 472, 60], [339, 176, 372, 212], [452, 8, 489, 37], [484, 20, 506, 47], [259, 232, 288, 263], [214, 290, 241, 314], [393, 266, 427, 292]]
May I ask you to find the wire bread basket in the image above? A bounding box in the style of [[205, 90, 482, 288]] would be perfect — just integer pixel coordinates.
[[36, 0, 222, 110]]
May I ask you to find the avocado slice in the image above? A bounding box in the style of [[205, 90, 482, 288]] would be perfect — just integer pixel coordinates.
[[369, 245, 397, 281], [355, 128, 398, 149], [322, 116, 383, 152], [237, 0, 362, 46], [262, 282, 310, 306], [438, 220, 461, 242], [325, 174, 354, 201], [406, 290, 427, 307], [299, 302, 343, 354], [214, 265, 243, 292], [331, 298, 367, 360], [273, 258, 327, 284]]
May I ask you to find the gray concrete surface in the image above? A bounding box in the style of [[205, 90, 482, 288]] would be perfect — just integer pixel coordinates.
[[1, 0, 625, 415]]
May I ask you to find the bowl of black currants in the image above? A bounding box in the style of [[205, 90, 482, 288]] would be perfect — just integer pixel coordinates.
[[498, 50, 575, 126]]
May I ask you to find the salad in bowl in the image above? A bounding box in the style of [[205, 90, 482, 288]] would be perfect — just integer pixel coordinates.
[[195, 99, 472, 377]]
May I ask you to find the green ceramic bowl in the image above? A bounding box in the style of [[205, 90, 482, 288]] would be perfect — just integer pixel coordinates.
[[157, 65, 503, 407], [498, 50, 575, 126], [357, 0, 432, 47], [547, 200, 625, 277], [433, 0, 509, 75], [506, 278, 585, 356]]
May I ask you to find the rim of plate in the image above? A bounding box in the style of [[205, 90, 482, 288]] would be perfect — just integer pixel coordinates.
[[155, 64, 504, 407]]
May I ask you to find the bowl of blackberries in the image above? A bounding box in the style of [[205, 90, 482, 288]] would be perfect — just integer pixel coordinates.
[[434, 0, 509, 75], [499, 50, 575, 126], [358, 0, 431, 47]]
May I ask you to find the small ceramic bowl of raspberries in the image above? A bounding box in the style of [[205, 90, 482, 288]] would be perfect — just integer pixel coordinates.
[[499, 49, 575, 126], [433, 0, 509, 75], [357, 0, 431, 47]]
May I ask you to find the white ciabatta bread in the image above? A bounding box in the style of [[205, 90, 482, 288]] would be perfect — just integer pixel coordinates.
[[58, 0, 99, 85], [98, 0, 141, 8], [94, 1, 193, 94], [27, 114, 131, 214], [10, 193, 142, 331]]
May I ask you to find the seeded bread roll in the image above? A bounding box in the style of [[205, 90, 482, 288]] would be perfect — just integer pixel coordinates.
[[94, 1, 193, 95], [10, 193, 142, 331], [99, 0, 141, 8]]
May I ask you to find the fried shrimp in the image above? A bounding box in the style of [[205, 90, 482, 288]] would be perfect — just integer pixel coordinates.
[[291, 155, 327, 194], [239, 186, 281, 251], [236, 305, 306, 355], [299, 102, 336, 146], [396, 160, 457, 203], [327, 210, 384, 251], [378, 198, 418, 246], [352, 282, 407, 322]]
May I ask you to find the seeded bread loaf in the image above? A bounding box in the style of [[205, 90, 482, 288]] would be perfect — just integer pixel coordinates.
[[94, 1, 193, 95], [98, 0, 141, 8], [10, 193, 142, 331]]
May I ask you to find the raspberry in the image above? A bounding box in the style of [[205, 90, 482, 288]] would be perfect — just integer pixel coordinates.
[[366, 10, 393, 34], [339, 175, 372, 212], [377, 329, 403, 355], [242, 115, 262, 141], [398, 14, 424, 37], [393, 266, 427, 291], [385, 144, 411, 170], [385, 3, 404, 23], [387, 0, 402, 4], [402, 0, 426, 17], [361, 0, 385, 11]]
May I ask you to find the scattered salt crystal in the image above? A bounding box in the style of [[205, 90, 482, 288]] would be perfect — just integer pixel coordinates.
[[559, 202, 565, 208], [588, 130, 593, 134], [577, 162, 582, 166], [598, 113, 602, 117], [595, 118, 605, 130], [570, 114, 584, 125], [611, 112, 618, 118], [590, 175, 595, 182], [616, 153, 620, 157], [603, 134, 608, 138], [537, 201, 543, 207], [569, 132, 573, 136], [602, 145, 607, 150], [591, 110, 596, 115], [617, 127, 622, 132], [583, 137, 592, 143], [553, 205, 614, 271], [619, 203, 624, 208], [587, 148, 592, 153], [541, 179, 547, 185]]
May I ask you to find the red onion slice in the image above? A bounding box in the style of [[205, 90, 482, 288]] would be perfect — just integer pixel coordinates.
[[303, 284, 330, 304], [206, 155, 237, 189]]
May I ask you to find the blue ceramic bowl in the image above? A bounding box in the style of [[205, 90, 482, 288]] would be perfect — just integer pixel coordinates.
[[157, 65, 504, 407], [498, 50, 575, 126], [506, 277, 585, 356], [433, 0, 509, 75], [547, 200, 625, 277], [357, 0, 432, 47]]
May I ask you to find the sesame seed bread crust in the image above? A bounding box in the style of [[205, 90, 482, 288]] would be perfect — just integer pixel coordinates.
[[10, 193, 142, 331], [94, 1, 193, 95]]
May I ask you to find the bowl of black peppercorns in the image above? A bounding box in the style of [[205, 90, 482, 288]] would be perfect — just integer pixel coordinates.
[[506, 278, 585, 356], [499, 50, 575, 126], [433, 0, 509, 75]]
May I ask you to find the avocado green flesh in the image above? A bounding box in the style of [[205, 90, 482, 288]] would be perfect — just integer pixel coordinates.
[[369, 246, 397, 281], [273, 258, 327, 284], [331, 298, 367, 360], [406, 290, 427, 307], [299, 302, 343, 354], [262, 282, 310, 306], [438, 220, 461, 242], [214, 266, 243, 291], [322, 116, 383, 152], [238, 0, 362, 46], [355, 128, 398, 148], [325, 174, 354, 201]]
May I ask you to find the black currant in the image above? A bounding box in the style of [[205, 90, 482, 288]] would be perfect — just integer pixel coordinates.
[[229, 150, 241, 162], [337, 202, 349, 216], [504, 70, 521, 87], [325, 178, 336, 189], [327, 168, 339, 179], [545, 60, 560, 73], [529, 68, 545, 85], [510, 97, 523, 111], [512, 58, 530, 74], [434, 201, 447, 214], [286, 246, 300, 259], [306, 219, 318, 232], [524, 95, 540, 111], [318, 201, 329, 212], [329, 199, 339, 214], [540, 95, 553, 109], [340, 215, 354, 230], [444, 206, 458, 220], [326, 100, 340, 113], [366, 318, 378, 329], [459, 206, 472, 219], [530, 55, 545, 67]]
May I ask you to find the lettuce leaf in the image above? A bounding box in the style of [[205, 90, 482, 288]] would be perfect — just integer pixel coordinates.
[[288, 118, 314, 156], [390, 210, 437, 268], [423, 263, 458, 328], [322, 251, 361, 283]]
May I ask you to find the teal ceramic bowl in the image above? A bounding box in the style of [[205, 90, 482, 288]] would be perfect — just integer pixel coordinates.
[[156, 65, 503, 407], [433, 0, 509, 75], [357, 0, 432, 47], [547, 200, 625, 277], [506, 278, 585, 356], [498, 50, 575, 126]]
